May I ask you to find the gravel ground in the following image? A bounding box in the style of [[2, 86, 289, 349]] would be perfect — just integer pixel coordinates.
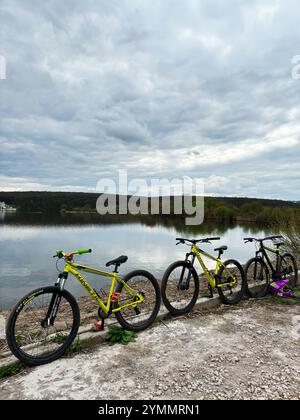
[[0, 299, 300, 400]]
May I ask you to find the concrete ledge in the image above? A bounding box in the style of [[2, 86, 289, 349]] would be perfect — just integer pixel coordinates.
[[1, 270, 299, 370], [0, 294, 222, 369]]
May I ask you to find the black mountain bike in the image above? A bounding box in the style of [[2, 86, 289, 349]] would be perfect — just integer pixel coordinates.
[[244, 236, 298, 299]]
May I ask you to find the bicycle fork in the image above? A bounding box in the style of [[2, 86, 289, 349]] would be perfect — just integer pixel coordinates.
[[254, 253, 265, 282], [41, 273, 68, 328], [177, 253, 196, 291]]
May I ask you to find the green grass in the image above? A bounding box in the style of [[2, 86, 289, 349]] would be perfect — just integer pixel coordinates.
[[105, 326, 137, 346], [49, 333, 67, 345], [0, 362, 26, 380], [0, 336, 103, 380], [266, 286, 300, 306], [66, 335, 104, 357]]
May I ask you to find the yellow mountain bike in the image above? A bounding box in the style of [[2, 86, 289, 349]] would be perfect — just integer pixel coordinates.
[[6, 249, 161, 366], [161, 238, 246, 316]]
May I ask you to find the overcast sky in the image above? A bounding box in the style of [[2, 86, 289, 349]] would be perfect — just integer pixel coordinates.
[[0, 0, 300, 200]]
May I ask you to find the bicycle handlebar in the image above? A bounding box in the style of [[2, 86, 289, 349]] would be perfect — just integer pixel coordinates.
[[176, 237, 221, 246], [53, 249, 92, 259], [244, 235, 284, 244]]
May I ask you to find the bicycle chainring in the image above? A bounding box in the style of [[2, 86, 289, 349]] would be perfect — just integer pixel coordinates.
[[98, 308, 110, 320]]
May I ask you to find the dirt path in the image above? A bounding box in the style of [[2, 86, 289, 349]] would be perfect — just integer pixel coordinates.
[[1, 300, 300, 400]]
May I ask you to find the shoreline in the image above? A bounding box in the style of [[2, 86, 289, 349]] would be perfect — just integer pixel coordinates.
[[1, 210, 287, 225]]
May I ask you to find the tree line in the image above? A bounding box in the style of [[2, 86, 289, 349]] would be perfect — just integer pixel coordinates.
[[0, 191, 299, 226]]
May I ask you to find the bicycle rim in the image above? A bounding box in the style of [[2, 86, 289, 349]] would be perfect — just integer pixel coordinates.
[[6, 287, 80, 365], [115, 271, 160, 331], [246, 259, 270, 298], [217, 260, 245, 304], [280, 254, 298, 288], [162, 262, 199, 315]]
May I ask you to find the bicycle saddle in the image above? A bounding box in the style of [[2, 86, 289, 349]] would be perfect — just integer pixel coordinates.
[[106, 256, 128, 268], [215, 246, 228, 252]]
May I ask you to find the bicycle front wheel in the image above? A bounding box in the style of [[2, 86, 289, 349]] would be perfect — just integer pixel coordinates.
[[217, 260, 245, 305], [245, 258, 270, 299], [6, 287, 80, 366], [114, 270, 161, 332], [280, 253, 298, 288], [161, 261, 199, 316]]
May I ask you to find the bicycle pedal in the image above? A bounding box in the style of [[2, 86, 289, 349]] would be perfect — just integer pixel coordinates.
[[203, 294, 214, 299], [134, 307, 141, 315]]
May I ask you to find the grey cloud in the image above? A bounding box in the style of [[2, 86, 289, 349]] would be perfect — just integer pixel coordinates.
[[0, 0, 300, 199]]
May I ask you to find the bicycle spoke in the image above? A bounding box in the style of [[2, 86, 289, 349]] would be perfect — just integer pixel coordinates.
[[217, 261, 245, 304], [166, 267, 196, 309], [115, 271, 160, 331], [12, 291, 76, 361]]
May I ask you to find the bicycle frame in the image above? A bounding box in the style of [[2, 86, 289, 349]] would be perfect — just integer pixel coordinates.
[[61, 261, 145, 316], [189, 244, 237, 288], [257, 243, 282, 279]]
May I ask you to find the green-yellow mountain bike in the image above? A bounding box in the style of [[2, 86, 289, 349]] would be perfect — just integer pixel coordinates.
[[6, 249, 161, 366], [161, 238, 246, 316]]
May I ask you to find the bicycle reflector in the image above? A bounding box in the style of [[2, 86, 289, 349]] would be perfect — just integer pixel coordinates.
[[111, 293, 122, 303]]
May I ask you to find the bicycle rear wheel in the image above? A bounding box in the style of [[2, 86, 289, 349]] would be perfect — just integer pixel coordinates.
[[245, 258, 270, 299], [217, 260, 246, 305], [280, 253, 298, 288], [114, 270, 161, 332], [6, 287, 80, 366], [161, 261, 199, 316]]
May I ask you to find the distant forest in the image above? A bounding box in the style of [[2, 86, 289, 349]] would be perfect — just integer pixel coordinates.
[[0, 191, 300, 226]]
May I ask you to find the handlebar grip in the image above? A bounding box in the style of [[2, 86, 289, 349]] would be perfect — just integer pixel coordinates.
[[77, 249, 92, 255], [54, 250, 64, 259], [53, 249, 92, 259]]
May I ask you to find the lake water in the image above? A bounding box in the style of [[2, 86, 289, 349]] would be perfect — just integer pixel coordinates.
[[0, 212, 272, 310]]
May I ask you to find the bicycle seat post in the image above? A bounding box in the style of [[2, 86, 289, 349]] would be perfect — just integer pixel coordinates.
[[113, 264, 120, 274]]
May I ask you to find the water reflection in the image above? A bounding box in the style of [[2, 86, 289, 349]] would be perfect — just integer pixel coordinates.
[[0, 213, 272, 310]]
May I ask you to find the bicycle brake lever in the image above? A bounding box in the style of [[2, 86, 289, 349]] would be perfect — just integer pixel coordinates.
[[53, 252, 64, 259]]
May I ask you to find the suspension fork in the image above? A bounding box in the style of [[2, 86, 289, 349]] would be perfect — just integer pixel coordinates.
[[254, 250, 264, 281], [254, 251, 260, 280], [41, 273, 68, 328], [178, 253, 196, 290]]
